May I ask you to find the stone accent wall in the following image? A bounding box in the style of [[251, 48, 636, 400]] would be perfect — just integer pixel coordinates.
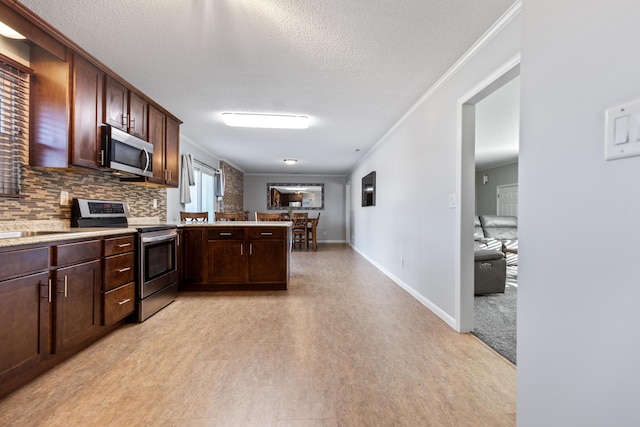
[[0, 166, 166, 223], [221, 161, 243, 213]]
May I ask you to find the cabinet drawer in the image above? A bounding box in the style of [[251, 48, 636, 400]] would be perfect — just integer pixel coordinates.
[[54, 240, 101, 266], [104, 252, 135, 291], [208, 228, 244, 240], [0, 247, 49, 281], [248, 228, 285, 240], [104, 235, 135, 256], [103, 282, 134, 326]]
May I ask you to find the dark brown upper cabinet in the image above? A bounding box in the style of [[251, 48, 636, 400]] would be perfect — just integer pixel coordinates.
[[71, 53, 104, 170], [104, 76, 147, 140], [147, 105, 180, 188], [6, 0, 182, 186]]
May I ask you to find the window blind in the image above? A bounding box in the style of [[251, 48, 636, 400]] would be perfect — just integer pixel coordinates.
[[0, 58, 30, 197]]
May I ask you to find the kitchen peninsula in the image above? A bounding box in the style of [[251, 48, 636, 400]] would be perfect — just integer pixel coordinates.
[[181, 221, 291, 291]]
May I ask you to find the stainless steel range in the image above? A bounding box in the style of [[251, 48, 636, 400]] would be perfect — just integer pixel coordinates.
[[71, 198, 178, 322]]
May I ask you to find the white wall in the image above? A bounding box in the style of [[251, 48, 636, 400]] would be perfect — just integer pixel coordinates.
[[166, 138, 221, 223], [244, 174, 346, 243], [518, 0, 640, 425], [348, 11, 521, 325]]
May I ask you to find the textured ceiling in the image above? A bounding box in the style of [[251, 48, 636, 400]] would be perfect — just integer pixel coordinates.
[[19, 0, 516, 175]]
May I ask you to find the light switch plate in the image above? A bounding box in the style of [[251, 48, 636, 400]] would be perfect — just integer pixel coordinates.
[[448, 194, 457, 208], [605, 99, 640, 160]]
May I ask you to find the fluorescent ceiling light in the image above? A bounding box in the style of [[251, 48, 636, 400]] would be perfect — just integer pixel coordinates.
[[222, 113, 309, 129], [284, 159, 298, 165], [0, 22, 26, 40]]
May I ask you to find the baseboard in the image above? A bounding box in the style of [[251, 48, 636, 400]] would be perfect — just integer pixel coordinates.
[[350, 244, 457, 329], [317, 240, 346, 244]]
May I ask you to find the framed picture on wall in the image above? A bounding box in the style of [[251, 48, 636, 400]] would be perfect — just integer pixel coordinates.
[[362, 171, 376, 207]]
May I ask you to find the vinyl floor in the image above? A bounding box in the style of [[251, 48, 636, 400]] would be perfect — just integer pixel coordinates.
[[0, 244, 516, 426]]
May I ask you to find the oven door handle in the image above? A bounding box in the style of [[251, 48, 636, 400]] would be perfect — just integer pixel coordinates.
[[141, 233, 177, 244]]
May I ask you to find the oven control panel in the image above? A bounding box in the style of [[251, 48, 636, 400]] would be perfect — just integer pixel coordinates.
[[71, 198, 130, 228]]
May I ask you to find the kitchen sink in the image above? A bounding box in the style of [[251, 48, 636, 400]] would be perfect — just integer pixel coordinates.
[[0, 230, 74, 239]]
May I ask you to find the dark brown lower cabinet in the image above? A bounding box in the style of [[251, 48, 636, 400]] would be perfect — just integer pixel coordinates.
[[0, 233, 134, 400], [182, 225, 290, 291], [246, 228, 289, 285], [53, 260, 101, 354], [0, 272, 50, 393]]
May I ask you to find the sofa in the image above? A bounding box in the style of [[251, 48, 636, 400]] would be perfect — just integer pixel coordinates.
[[476, 215, 518, 266], [473, 215, 518, 295]]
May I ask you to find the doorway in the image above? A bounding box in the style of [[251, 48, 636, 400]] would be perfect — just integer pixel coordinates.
[[455, 56, 520, 334]]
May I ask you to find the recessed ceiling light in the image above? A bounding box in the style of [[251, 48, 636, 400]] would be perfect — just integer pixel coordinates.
[[221, 113, 309, 129], [0, 22, 26, 40], [284, 159, 298, 165]]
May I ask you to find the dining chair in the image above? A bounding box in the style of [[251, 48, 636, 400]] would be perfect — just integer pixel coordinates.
[[255, 212, 282, 221], [215, 212, 243, 221], [291, 212, 308, 250], [180, 211, 209, 222], [308, 212, 320, 250]]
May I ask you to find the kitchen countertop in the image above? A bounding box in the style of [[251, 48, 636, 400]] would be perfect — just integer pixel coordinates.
[[0, 227, 138, 248], [0, 219, 293, 248], [178, 221, 293, 228]]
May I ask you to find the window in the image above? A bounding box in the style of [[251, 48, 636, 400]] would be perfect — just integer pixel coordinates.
[[0, 56, 30, 197], [184, 166, 220, 219]]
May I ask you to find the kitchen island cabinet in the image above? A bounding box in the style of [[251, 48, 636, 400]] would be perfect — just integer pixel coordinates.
[[181, 222, 291, 291]]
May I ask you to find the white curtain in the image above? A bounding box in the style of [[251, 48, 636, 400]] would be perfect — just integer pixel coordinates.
[[215, 169, 225, 198], [180, 154, 195, 204]]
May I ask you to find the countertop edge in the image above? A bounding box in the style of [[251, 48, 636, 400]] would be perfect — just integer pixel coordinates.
[[0, 227, 138, 248]]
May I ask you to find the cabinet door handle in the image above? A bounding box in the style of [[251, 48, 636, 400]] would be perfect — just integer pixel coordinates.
[[117, 298, 131, 305], [122, 114, 128, 127], [260, 232, 273, 236], [99, 149, 105, 166], [58, 276, 68, 297], [240, 243, 243, 256], [46, 278, 52, 303], [130, 117, 136, 130], [117, 267, 131, 273], [249, 243, 253, 256], [118, 243, 131, 248], [219, 232, 232, 236]]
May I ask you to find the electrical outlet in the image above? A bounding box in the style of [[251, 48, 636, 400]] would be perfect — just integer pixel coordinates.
[[153, 199, 158, 209], [59, 190, 69, 206]]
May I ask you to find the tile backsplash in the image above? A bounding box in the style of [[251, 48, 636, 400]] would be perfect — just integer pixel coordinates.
[[0, 166, 166, 223]]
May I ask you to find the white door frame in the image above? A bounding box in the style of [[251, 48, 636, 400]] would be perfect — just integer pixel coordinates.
[[345, 181, 351, 245], [455, 55, 520, 332]]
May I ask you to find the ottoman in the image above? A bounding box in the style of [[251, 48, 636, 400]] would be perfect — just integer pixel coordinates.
[[474, 250, 506, 295]]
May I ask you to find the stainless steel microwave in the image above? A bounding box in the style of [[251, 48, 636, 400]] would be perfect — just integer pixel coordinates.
[[101, 124, 153, 177]]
